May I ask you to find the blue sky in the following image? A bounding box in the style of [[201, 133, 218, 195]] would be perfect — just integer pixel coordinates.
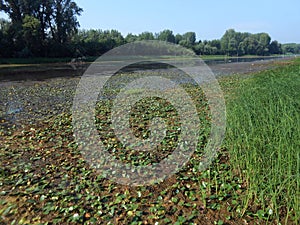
[[1, 0, 299, 43], [75, 0, 300, 43]]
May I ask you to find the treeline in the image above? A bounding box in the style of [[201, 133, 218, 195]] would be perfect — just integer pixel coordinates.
[[0, 0, 82, 57], [58, 30, 299, 56], [0, 0, 299, 58], [282, 43, 300, 54]]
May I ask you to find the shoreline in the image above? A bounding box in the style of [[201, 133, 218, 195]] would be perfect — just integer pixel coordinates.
[[0, 56, 292, 82], [0, 57, 294, 129]]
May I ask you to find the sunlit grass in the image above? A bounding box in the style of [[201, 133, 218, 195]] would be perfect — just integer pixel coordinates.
[[224, 58, 300, 223]]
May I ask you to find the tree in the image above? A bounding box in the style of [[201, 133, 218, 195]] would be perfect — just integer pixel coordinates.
[[138, 31, 154, 40], [0, 0, 22, 23], [175, 34, 183, 44], [269, 41, 282, 54], [52, 0, 83, 44], [157, 29, 175, 43], [125, 33, 138, 43], [221, 29, 236, 55], [209, 39, 221, 49], [108, 29, 125, 46], [193, 42, 205, 55], [240, 37, 258, 55], [282, 43, 300, 54], [22, 15, 41, 55], [0, 18, 13, 57], [0, 6, 287, 58], [0, 0, 82, 56], [257, 33, 271, 55], [181, 32, 196, 47], [221, 29, 246, 56], [228, 38, 238, 55], [71, 29, 125, 56]]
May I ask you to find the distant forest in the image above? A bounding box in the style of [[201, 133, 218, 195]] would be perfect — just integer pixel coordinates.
[[1, 0, 300, 58]]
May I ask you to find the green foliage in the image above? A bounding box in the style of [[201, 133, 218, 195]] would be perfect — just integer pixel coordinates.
[[175, 33, 183, 44], [225, 58, 300, 223], [0, 18, 13, 57], [220, 29, 274, 56], [0, 0, 82, 57], [282, 43, 300, 54], [157, 29, 175, 43], [22, 15, 41, 56], [221, 29, 239, 55], [179, 32, 196, 48], [125, 33, 138, 43], [137, 31, 155, 40], [269, 40, 282, 54], [71, 29, 124, 56], [0, 2, 291, 58]]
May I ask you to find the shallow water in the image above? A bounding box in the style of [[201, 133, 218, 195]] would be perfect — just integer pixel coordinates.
[[0, 56, 292, 130]]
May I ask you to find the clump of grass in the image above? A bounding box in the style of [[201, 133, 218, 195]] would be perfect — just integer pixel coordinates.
[[225, 58, 300, 223]]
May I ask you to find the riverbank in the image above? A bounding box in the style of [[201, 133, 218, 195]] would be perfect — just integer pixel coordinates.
[[0, 57, 299, 224], [0, 56, 293, 81], [0, 57, 294, 129]]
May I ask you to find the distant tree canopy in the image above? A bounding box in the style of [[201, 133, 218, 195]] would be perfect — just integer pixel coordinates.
[[0, 2, 296, 58], [0, 0, 82, 57], [282, 43, 300, 54]]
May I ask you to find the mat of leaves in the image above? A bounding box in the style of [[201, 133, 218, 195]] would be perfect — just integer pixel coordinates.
[[1, 85, 252, 225]]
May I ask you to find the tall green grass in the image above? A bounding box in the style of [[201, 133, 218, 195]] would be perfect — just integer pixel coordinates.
[[225, 59, 300, 224]]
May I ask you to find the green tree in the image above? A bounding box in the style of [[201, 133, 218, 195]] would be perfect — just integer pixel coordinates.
[[72, 29, 125, 56], [269, 40, 282, 54], [175, 34, 183, 44], [125, 33, 138, 43], [138, 31, 154, 40], [257, 33, 271, 55], [282, 43, 300, 54], [240, 37, 258, 55], [193, 42, 205, 55], [221, 29, 246, 56], [181, 32, 196, 47], [221, 29, 236, 55], [0, 0, 82, 57], [22, 15, 41, 55], [0, 18, 13, 57], [52, 0, 83, 44], [228, 38, 238, 55], [209, 39, 221, 49], [157, 29, 175, 43]]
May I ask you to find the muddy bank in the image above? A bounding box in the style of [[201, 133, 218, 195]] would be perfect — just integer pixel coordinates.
[[0, 63, 87, 82], [0, 56, 290, 81], [0, 58, 290, 129], [210, 59, 276, 76]]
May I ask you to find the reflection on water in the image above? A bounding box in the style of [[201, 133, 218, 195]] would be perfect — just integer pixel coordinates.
[[0, 87, 23, 130], [0, 63, 88, 82], [6, 101, 22, 115]]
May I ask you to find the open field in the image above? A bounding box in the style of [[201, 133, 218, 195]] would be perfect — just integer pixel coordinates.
[[0, 58, 299, 224]]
